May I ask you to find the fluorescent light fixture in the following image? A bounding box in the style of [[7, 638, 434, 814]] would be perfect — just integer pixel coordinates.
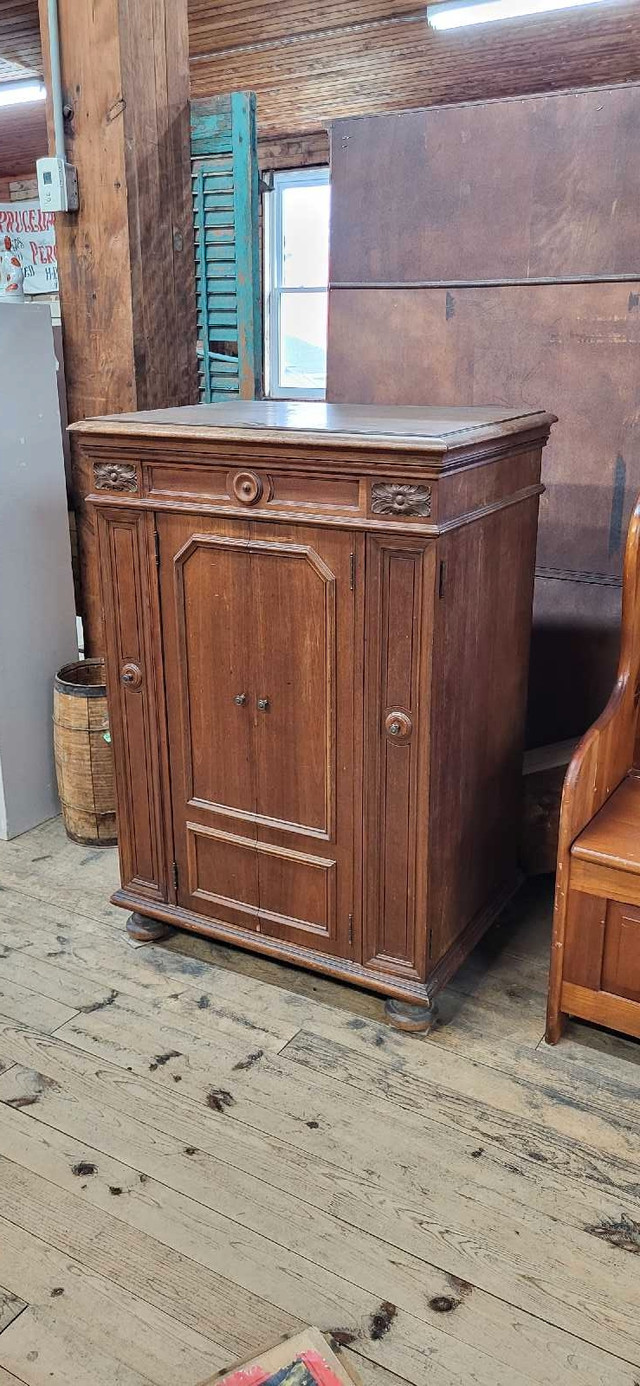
[[428, 0, 604, 28], [0, 81, 46, 109]]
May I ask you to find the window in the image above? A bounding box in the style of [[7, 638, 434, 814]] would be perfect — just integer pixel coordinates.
[[264, 167, 330, 399]]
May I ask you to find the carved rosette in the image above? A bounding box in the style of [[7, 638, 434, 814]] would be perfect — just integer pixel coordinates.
[[371, 482, 432, 517], [94, 461, 139, 494]]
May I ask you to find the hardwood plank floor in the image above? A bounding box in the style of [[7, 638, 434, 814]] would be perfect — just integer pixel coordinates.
[[0, 818, 638, 1385]]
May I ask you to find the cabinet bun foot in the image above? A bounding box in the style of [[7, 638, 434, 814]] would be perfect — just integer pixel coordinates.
[[385, 996, 436, 1033], [126, 912, 170, 943]]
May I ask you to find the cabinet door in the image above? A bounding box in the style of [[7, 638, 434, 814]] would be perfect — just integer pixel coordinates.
[[248, 521, 361, 958], [158, 513, 258, 930], [158, 512, 361, 958]]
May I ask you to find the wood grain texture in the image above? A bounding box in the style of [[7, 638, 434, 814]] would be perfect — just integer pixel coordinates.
[[157, 510, 360, 957], [0, 0, 41, 81], [5, 0, 640, 185], [328, 283, 640, 577], [327, 288, 639, 744], [95, 509, 168, 904], [330, 86, 640, 286], [188, 1, 640, 136], [0, 103, 46, 179], [547, 495, 640, 1042], [560, 981, 640, 1040], [0, 814, 640, 1381], [326, 86, 640, 749], [428, 498, 540, 964], [7, 0, 640, 143], [82, 404, 549, 1009], [0, 1286, 27, 1335], [36, 0, 198, 654], [572, 773, 640, 872], [52, 661, 116, 847], [363, 536, 434, 977]]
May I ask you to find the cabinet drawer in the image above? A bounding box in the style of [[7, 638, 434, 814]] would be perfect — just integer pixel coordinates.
[[147, 461, 361, 515]]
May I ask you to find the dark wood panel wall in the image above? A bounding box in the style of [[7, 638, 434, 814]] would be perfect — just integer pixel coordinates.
[[0, 102, 46, 178], [327, 86, 640, 747]]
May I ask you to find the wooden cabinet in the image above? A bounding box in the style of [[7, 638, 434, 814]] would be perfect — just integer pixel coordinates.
[[76, 401, 554, 1029]]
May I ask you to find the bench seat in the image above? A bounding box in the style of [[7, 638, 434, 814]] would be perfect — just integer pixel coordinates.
[[572, 772, 640, 874]]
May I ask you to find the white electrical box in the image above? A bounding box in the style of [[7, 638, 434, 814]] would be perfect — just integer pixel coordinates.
[[36, 156, 79, 213]]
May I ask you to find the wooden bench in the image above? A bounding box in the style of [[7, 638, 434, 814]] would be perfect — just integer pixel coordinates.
[[547, 494, 640, 1043]]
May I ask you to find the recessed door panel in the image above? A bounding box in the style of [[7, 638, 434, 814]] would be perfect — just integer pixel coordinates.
[[175, 536, 255, 815], [602, 901, 640, 1002], [187, 822, 259, 930], [187, 821, 336, 941], [250, 540, 334, 836]]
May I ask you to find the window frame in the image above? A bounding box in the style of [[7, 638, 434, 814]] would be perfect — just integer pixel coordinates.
[[264, 165, 330, 401]]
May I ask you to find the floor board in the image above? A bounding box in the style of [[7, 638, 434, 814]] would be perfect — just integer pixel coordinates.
[[0, 817, 638, 1385]]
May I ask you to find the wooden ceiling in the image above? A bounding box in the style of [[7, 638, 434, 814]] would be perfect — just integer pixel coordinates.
[[1, 0, 640, 178], [0, 1, 44, 180], [0, 0, 41, 82], [188, 0, 640, 133]]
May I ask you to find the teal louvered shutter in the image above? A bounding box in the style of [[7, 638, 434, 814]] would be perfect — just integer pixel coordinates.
[[190, 92, 262, 401]]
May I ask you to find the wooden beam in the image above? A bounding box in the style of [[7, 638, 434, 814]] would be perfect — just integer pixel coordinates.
[[38, 0, 198, 653]]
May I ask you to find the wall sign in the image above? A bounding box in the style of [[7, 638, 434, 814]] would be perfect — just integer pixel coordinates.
[[0, 200, 58, 295]]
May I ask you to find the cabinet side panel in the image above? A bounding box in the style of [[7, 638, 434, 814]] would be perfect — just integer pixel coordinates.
[[428, 492, 540, 965], [364, 535, 435, 978], [563, 889, 607, 990], [96, 509, 167, 900]]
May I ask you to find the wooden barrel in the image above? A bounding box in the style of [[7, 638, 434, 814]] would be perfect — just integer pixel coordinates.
[[53, 659, 117, 846]]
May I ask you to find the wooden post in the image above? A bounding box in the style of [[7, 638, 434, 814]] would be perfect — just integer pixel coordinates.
[[38, 0, 198, 653]]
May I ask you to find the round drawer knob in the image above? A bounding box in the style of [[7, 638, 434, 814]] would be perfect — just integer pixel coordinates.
[[384, 710, 412, 740], [232, 470, 263, 506], [120, 662, 142, 690]]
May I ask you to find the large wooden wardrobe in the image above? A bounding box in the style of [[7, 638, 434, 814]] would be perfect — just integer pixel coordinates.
[[75, 401, 553, 1029]]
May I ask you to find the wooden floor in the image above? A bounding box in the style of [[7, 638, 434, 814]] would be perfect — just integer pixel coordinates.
[[0, 821, 639, 1385]]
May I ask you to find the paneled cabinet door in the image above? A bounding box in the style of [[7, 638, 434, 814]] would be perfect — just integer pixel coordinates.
[[157, 512, 361, 959]]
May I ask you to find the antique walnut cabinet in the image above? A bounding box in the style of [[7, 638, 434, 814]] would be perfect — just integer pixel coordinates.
[[74, 401, 554, 1030]]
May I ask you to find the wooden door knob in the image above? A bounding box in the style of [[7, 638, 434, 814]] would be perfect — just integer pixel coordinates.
[[120, 662, 142, 689], [232, 469, 263, 505], [385, 710, 412, 740]]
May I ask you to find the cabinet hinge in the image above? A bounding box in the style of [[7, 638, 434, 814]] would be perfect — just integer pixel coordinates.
[[438, 559, 446, 598], [171, 860, 179, 895], [348, 912, 354, 945], [427, 926, 433, 958], [154, 528, 160, 568], [350, 552, 356, 591]]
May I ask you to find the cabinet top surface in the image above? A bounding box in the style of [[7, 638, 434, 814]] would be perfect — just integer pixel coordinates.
[[72, 399, 554, 452]]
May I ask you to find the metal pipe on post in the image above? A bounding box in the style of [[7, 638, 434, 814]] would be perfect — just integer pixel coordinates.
[[37, 0, 78, 211], [46, 0, 66, 161]]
